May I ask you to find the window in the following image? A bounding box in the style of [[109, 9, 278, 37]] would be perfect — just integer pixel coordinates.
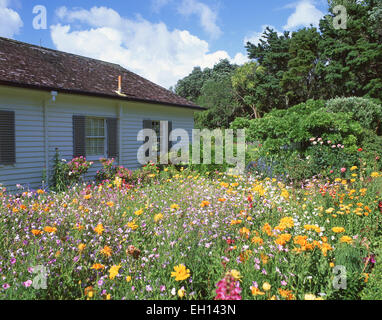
[[73, 115, 118, 159], [85, 117, 106, 156], [151, 120, 161, 154]]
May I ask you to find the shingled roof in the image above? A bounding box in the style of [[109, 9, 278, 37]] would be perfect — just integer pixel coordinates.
[[0, 37, 203, 110]]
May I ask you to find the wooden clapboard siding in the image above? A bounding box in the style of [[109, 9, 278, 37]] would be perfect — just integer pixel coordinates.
[[0, 86, 195, 191], [0, 88, 45, 191], [120, 102, 194, 169]]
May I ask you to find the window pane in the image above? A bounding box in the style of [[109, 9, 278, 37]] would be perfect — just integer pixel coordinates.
[[86, 138, 105, 156]]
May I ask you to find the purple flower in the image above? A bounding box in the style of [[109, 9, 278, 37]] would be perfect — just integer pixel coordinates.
[[10, 258, 16, 265]]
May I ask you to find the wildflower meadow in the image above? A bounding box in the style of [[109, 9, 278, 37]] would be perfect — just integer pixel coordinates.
[[1, 163, 381, 300]]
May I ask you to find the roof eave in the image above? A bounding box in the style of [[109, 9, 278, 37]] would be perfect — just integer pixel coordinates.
[[0, 80, 207, 111]]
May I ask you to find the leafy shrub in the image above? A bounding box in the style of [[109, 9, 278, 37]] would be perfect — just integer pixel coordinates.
[[235, 98, 382, 181], [361, 244, 382, 300], [51, 149, 92, 192], [326, 97, 382, 134], [95, 158, 132, 184]]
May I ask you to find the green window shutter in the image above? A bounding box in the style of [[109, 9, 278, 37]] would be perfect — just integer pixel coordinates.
[[107, 118, 119, 159], [0, 110, 15, 165], [73, 115, 86, 158]]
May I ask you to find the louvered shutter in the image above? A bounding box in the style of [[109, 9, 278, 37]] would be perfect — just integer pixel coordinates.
[[0, 110, 15, 165], [168, 121, 173, 153], [107, 118, 118, 159], [73, 115, 86, 158]]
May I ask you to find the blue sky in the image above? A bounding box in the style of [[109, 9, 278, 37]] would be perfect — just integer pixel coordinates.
[[1, 0, 329, 88]]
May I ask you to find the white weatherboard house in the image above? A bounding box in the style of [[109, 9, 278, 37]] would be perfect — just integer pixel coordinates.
[[0, 37, 203, 191]]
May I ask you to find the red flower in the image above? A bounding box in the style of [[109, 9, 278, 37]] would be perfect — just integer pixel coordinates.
[[358, 148, 363, 152], [226, 239, 235, 245], [378, 201, 382, 213]]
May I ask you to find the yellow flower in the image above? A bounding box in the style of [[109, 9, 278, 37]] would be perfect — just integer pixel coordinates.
[[262, 282, 271, 291], [83, 194, 92, 200], [340, 236, 353, 244], [281, 189, 290, 200], [114, 176, 122, 188], [134, 209, 144, 216], [350, 166, 358, 171], [239, 227, 250, 238], [371, 172, 380, 178], [106, 201, 114, 207], [171, 264, 191, 281], [178, 287, 185, 298], [126, 276, 132, 283], [170, 204, 180, 210], [94, 223, 105, 235], [332, 227, 345, 233], [304, 293, 317, 300], [127, 220, 139, 230], [78, 243, 86, 252], [274, 217, 294, 231], [109, 264, 121, 280], [154, 213, 164, 223], [325, 208, 335, 214], [230, 269, 242, 281]]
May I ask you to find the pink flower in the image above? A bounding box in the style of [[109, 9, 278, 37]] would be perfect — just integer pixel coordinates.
[[341, 168, 347, 173], [23, 280, 32, 288], [215, 274, 242, 300]]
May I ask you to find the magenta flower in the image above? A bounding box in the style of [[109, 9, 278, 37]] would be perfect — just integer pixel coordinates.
[[215, 274, 242, 300], [23, 280, 32, 288]]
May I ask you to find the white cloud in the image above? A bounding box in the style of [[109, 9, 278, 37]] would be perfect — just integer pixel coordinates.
[[244, 25, 282, 46], [50, 6, 245, 89], [151, 0, 173, 13], [231, 52, 249, 65], [0, 0, 23, 38], [177, 0, 222, 39], [283, 0, 324, 30]]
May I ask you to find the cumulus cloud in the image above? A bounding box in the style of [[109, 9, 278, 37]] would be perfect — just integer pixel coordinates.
[[244, 25, 282, 46], [0, 0, 23, 38], [50, 6, 245, 89], [283, 0, 324, 30], [177, 0, 222, 39]]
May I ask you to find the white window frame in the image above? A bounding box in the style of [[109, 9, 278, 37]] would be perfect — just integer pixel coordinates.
[[85, 117, 107, 160], [151, 120, 161, 155]]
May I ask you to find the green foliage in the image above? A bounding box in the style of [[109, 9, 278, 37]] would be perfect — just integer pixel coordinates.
[[51, 150, 92, 192], [361, 244, 382, 300], [234, 98, 382, 181], [195, 77, 241, 129], [95, 158, 132, 184], [326, 97, 382, 134]]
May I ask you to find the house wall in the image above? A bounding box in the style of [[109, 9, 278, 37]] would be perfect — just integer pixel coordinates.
[[0, 87, 46, 191], [0, 85, 195, 191]]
